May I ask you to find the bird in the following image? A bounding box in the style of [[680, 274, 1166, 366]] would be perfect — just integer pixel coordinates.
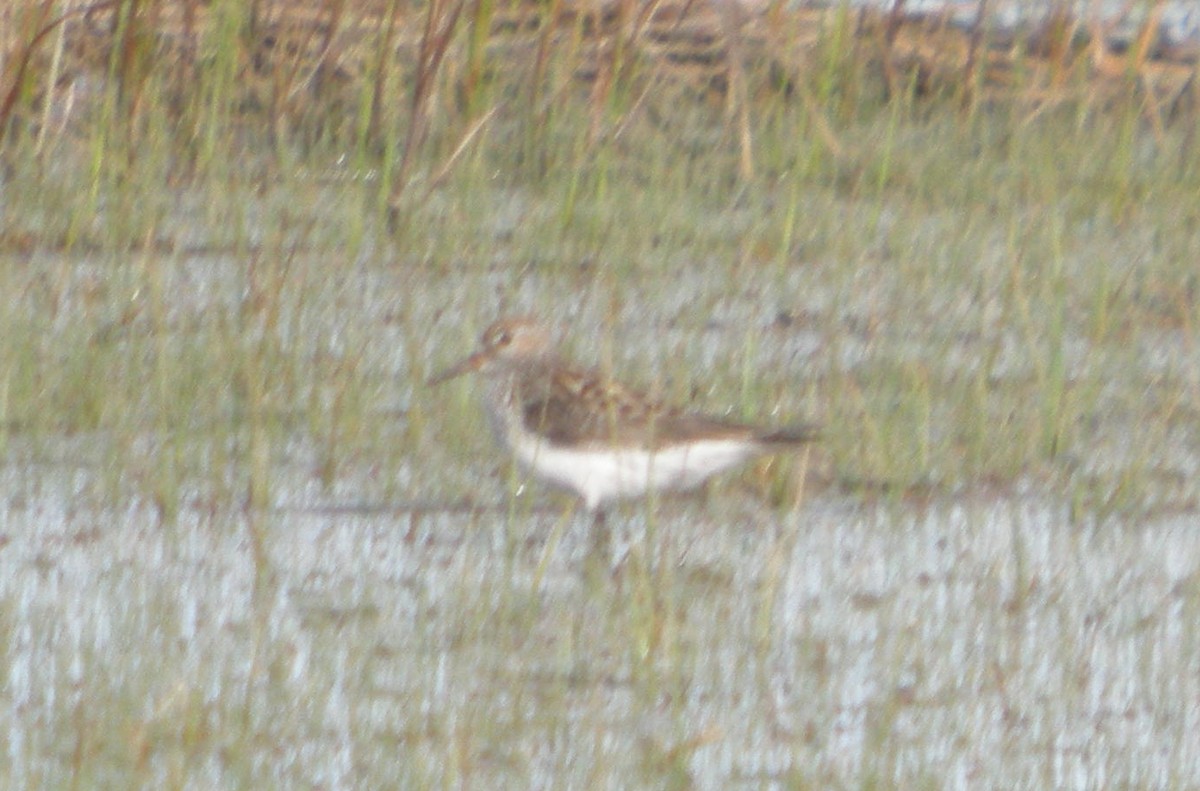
[[428, 316, 819, 513]]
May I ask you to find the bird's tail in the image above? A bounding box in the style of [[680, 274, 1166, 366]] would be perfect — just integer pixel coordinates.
[[757, 424, 821, 445]]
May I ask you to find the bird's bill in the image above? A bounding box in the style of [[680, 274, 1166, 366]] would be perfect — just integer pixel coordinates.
[[427, 352, 487, 386]]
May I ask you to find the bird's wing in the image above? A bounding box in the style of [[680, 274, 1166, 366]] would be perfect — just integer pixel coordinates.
[[519, 366, 755, 448]]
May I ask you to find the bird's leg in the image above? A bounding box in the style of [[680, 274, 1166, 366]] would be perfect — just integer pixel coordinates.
[[581, 506, 616, 589], [588, 507, 611, 559]]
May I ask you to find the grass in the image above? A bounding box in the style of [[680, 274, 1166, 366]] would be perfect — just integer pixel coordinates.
[[1, 0, 1199, 786]]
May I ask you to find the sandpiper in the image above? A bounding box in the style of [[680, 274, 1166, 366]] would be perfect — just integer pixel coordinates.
[[429, 316, 819, 512]]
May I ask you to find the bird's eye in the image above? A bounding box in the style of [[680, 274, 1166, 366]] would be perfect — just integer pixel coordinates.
[[498, 331, 511, 345]]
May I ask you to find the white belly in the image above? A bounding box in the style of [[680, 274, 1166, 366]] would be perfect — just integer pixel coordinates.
[[508, 432, 760, 510]]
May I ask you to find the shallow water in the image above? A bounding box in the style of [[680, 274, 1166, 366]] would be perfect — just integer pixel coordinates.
[[3, 453, 1197, 787], [852, 0, 1200, 48]]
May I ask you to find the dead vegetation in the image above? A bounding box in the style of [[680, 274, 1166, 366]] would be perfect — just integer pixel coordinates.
[[2, 0, 1197, 151]]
